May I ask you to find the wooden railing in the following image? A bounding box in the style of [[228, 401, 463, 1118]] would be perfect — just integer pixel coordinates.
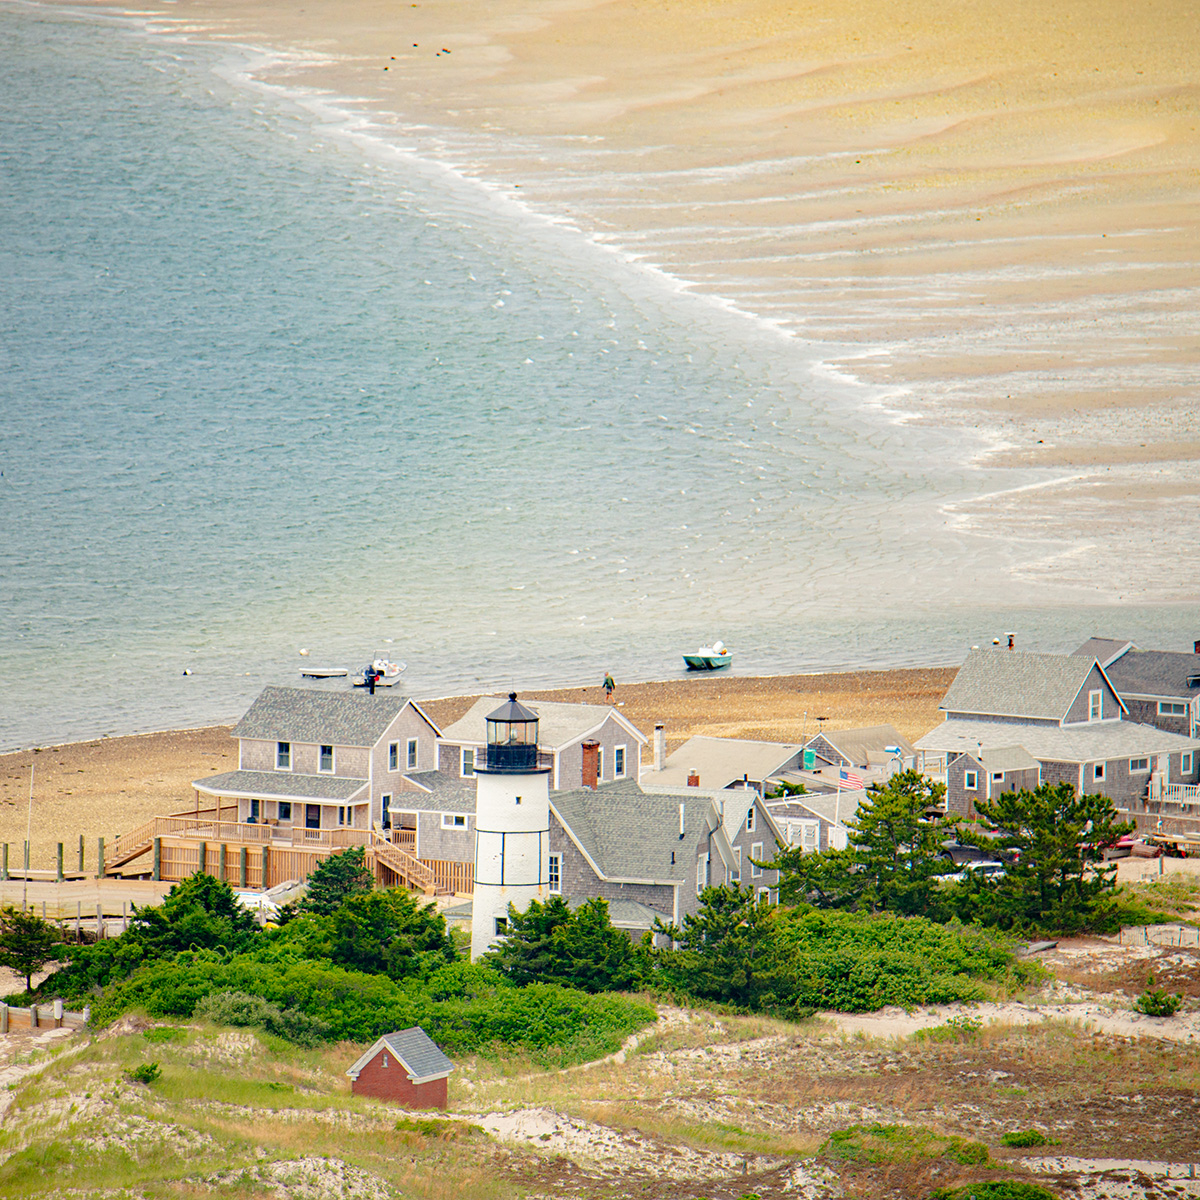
[[1164, 783, 1200, 806], [369, 830, 438, 893], [108, 819, 157, 867]]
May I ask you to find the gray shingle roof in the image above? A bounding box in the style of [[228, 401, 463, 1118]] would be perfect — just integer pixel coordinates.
[[1073, 638, 1135, 667], [551, 779, 713, 883], [767, 792, 863, 826], [233, 687, 409, 747], [192, 770, 368, 801], [916, 718, 1200, 761], [440, 696, 646, 750], [1096, 649, 1200, 702], [939, 650, 1112, 722], [640, 736, 802, 790], [813, 725, 916, 769], [567, 895, 671, 929], [390, 771, 477, 814], [381, 1028, 454, 1081]]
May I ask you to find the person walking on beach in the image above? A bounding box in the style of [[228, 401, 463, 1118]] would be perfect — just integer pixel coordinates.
[[603, 672, 615, 703]]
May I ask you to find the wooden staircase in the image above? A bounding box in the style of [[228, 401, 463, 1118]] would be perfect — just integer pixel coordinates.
[[106, 819, 156, 870], [368, 830, 445, 895]]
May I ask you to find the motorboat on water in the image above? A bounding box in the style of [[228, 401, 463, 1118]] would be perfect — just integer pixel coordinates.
[[353, 658, 407, 688], [683, 640, 732, 671], [300, 667, 349, 679]]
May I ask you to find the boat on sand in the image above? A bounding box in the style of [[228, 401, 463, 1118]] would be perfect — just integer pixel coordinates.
[[683, 641, 732, 671]]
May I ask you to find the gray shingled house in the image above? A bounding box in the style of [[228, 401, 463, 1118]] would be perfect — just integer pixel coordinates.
[[1073, 638, 1200, 739], [437, 697, 647, 791], [638, 735, 804, 791], [194, 687, 443, 833], [916, 649, 1200, 822]]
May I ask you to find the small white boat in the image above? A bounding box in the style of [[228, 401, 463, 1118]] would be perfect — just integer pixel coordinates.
[[353, 658, 407, 688], [300, 667, 349, 679], [683, 640, 732, 671]]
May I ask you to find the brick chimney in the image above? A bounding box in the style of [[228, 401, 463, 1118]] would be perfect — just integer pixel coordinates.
[[1194, 639, 1200, 655], [687, 769, 699, 787], [581, 741, 600, 790], [654, 724, 665, 772]]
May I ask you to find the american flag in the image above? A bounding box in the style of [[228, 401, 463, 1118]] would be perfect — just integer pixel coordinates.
[[839, 767, 864, 790]]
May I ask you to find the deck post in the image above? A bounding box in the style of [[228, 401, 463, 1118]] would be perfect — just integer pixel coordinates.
[[1, 844, 7, 881], [152, 838, 161, 881], [0, 1004, 7, 1033], [97, 837, 105, 879], [57, 843, 64, 882], [198, 842, 207, 875], [30, 1004, 38, 1030], [219, 844, 227, 883], [78, 834, 84, 873], [75, 902, 81, 941], [53, 999, 63, 1028], [23, 841, 30, 879], [239, 846, 248, 889], [261, 846, 269, 890], [96, 903, 104, 939]]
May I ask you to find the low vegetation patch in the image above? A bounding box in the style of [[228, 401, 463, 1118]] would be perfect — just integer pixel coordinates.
[[1000, 1130, 1052, 1148], [1134, 976, 1184, 1018], [822, 1123, 990, 1167], [929, 1184, 1059, 1200]]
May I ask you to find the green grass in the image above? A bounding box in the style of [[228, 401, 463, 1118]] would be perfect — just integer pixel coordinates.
[[822, 1123, 991, 1167]]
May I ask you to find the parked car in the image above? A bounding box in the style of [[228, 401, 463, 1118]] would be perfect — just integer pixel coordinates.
[[945, 860, 1006, 883]]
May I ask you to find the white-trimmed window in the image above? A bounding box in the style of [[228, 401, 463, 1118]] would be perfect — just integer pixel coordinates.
[[614, 745, 627, 778], [1129, 757, 1150, 773], [338, 806, 346, 826], [1159, 701, 1187, 717], [733, 846, 742, 881], [696, 853, 709, 895], [441, 813, 467, 829], [276, 741, 291, 770], [1089, 690, 1102, 721], [964, 770, 978, 790], [407, 739, 418, 770], [461, 747, 475, 776], [596, 747, 605, 780], [249, 798, 260, 821], [746, 805, 756, 833], [758, 887, 771, 902], [277, 801, 291, 821], [1183, 752, 1194, 774], [381, 1053, 389, 1069], [548, 854, 561, 893], [992, 771, 1004, 783], [319, 744, 334, 773], [381, 794, 391, 829], [1094, 762, 1106, 782], [751, 842, 764, 878], [388, 742, 399, 772]]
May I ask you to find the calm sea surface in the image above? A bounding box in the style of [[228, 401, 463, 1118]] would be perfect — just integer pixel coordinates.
[[2, 3, 1196, 750]]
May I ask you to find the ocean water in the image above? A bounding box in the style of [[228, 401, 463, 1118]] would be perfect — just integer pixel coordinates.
[[1, 3, 1196, 750]]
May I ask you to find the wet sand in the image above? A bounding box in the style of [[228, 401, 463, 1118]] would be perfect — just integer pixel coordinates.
[[0, 667, 953, 868], [80, 0, 1199, 600]]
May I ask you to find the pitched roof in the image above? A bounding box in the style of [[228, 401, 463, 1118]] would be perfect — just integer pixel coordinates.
[[809, 725, 916, 769], [550, 779, 716, 884], [346, 1027, 454, 1083], [192, 769, 368, 802], [390, 771, 476, 814], [439, 696, 646, 750], [916, 718, 1200, 762], [233, 687, 419, 747], [767, 791, 864, 827], [566, 895, 671, 929], [1093, 648, 1200, 701], [640, 736, 802, 790], [939, 650, 1122, 722], [1073, 638, 1135, 668]]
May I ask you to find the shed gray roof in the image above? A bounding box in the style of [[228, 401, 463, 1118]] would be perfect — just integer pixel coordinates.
[[939, 650, 1121, 722], [346, 1027, 454, 1083], [640, 736, 802, 790], [440, 696, 646, 750], [916, 718, 1200, 762], [551, 779, 715, 884], [1090, 648, 1200, 702], [193, 770, 368, 802], [233, 687, 418, 747], [810, 725, 916, 769]]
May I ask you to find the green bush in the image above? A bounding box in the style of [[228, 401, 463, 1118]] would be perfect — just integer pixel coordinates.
[[930, 1184, 1058, 1200], [194, 989, 332, 1048], [126, 1062, 161, 1085], [1001, 1130, 1050, 1148], [822, 1123, 989, 1167], [1134, 976, 1183, 1017]]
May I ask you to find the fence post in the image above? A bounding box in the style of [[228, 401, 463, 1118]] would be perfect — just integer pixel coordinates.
[[220, 844, 227, 883], [1, 843, 7, 881], [30, 1004, 38, 1030], [240, 846, 248, 889], [23, 841, 30, 879], [0, 1003, 7, 1033], [261, 846, 269, 890], [57, 842, 64, 882], [153, 838, 161, 882], [198, 842, 207, 875], [75, 902, 81, 942], [97, 837, 105, 879], [96, 903, 104, 940], [78, 834, 84, 873], [53, 999, 63, 1028]]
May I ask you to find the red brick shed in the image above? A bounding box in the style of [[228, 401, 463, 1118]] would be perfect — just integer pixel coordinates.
[[346, 1027, 454, 1109]]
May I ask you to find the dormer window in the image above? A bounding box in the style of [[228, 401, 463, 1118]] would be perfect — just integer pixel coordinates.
[[1089, 690, 1102, 721]]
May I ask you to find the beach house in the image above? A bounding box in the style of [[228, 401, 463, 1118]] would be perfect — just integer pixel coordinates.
[[1073, 638, 1200, 738]]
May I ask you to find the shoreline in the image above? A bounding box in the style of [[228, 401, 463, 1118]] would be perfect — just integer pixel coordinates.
[[0, 666, 955, 866]]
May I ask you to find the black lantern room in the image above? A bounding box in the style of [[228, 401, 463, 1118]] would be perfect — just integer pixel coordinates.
[[485, 693, 539, 772]]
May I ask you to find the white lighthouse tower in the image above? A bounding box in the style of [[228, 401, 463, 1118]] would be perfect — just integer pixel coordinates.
[[471, 693, 551, 961]]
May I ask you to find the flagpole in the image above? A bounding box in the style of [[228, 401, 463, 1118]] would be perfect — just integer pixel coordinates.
[[24, 763, 34, 910]]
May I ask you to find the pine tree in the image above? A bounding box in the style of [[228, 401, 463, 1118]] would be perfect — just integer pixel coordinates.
[[0, 906, 60, 994], [298, 847, 374, 916]]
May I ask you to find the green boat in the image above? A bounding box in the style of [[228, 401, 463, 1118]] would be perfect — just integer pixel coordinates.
[[683, 641, 732, 671]]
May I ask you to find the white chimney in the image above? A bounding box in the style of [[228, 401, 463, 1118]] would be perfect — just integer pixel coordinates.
[[654, 724, 665, 772], [679, 802, 685, 838]]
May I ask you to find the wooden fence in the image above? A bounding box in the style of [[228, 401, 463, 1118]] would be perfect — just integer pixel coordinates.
[[0, 1000, 88, 1032]]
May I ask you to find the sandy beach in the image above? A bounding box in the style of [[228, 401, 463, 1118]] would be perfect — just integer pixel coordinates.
[[0, 667, 952, 869], [91, 0, 1200, 597]]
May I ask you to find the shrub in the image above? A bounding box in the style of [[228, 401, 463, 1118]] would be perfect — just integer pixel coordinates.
[[1134, 976, 1183, 1018], [930, 1184, 1058, 1200], [822, 1123, 989, 1168], [194, 989, 332, 1048], [1001, 1130, 1051, 1148], [126, 1062, 161, 1085]]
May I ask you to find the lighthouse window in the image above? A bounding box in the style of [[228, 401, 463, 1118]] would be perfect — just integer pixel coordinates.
[[495, 916, 508, 936], [515, 795, 521, 805]]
